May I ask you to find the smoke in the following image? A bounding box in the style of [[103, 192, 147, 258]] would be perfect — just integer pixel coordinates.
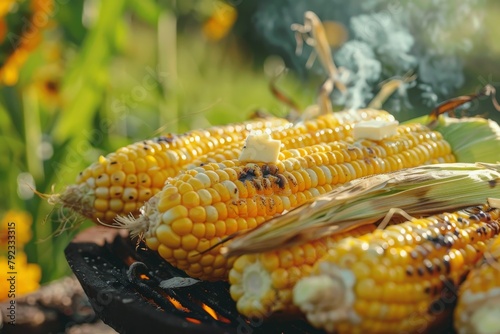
[[249, 0, 485, 112]]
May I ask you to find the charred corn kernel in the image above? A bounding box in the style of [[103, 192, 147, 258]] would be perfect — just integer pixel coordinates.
[[123, 123, 455, 281], [60, 117, 291, 223], [229, 224, 376, 317], [293, 205, 500, 334], [454, 235, 500, 334]]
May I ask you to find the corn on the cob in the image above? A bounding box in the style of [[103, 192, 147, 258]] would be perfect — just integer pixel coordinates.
[[229, 224, 376, 318], [56, 117, 291, 223], [454, 234, 500, 334], [186, 110, 397, 168], [293, 205, 500, 334], [119, 123, 454, 281], [57, 110, 394, 224]]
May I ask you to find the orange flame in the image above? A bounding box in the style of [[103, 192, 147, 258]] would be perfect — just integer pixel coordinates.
[[201, 303, 218, 320], [186, 317, 202, 324], [166, 295, 189, 312]]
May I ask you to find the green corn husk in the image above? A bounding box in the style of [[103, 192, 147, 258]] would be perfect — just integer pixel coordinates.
[[407, 115, 500, 163], [222, 162, 500, 257]]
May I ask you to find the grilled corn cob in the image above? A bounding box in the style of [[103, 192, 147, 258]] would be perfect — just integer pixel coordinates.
[[56, 117, 291, 223], [186, 111, 396, 168], [229, 224, 376, 318], [454, 234, 500, 334], [58, 110, 394, 224], [223, 163, 500, 257], [293, 205, 500, 334], [119, 123, 454, 280]]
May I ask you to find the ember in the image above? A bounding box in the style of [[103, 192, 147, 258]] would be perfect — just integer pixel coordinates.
[[65, 227, 332, 333]]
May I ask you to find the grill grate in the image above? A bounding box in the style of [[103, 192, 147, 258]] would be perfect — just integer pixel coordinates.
[[65, 229, 324, 334]]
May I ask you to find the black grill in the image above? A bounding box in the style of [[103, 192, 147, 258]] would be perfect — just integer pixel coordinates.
[[64, 228, 324, 334]]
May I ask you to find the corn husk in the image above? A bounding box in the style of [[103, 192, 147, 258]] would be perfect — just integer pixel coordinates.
[[222, 162, 500, 257], [407, 115, 500, 163]]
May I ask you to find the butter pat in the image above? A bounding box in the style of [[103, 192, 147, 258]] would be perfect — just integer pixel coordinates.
[[488, 198, 500, 209], [238, 133, 281, 163], [352, 120, 399, 141]]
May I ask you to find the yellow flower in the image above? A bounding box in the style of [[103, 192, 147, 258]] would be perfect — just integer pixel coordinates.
[[0, 210, 33, 250], [32, 41, 64, 106], [202, 1, 237, 41], [0, 252, 41, 301], [0, 0, 53, 85], [0, 0, 16, 18]]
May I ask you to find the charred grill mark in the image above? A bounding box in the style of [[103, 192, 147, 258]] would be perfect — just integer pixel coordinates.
[[238, 166, 259, 182], [238, 171, 248, 181], [262, 164, 279, 176], [489, 179, 498, 188], [253, 179, 263, 192], [433, 258, 442, 273], [156, 135, 176, 143], [286, 173, 298, 188], [490, 221, 500, 234], [365, 147, 376, 157], [236, 164, 286, 193], [469, 214, 479, 221], [425, 233, 455, 248], [456, 216, 469, 226], [464, 206, 482, 215], [442, 254, 451, 274], [475, 226, 485, 235], [276, 174, 287, 189], [262, 165, 270, 176], [268, 196, 275, 210], [427, 279, 458, 313], [262, 178, 272, 190], [260, 196, 267, 209]]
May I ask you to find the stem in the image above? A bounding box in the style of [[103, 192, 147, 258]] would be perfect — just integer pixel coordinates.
[[23, 87, 44, 180], [157, 3, 178, 133]]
